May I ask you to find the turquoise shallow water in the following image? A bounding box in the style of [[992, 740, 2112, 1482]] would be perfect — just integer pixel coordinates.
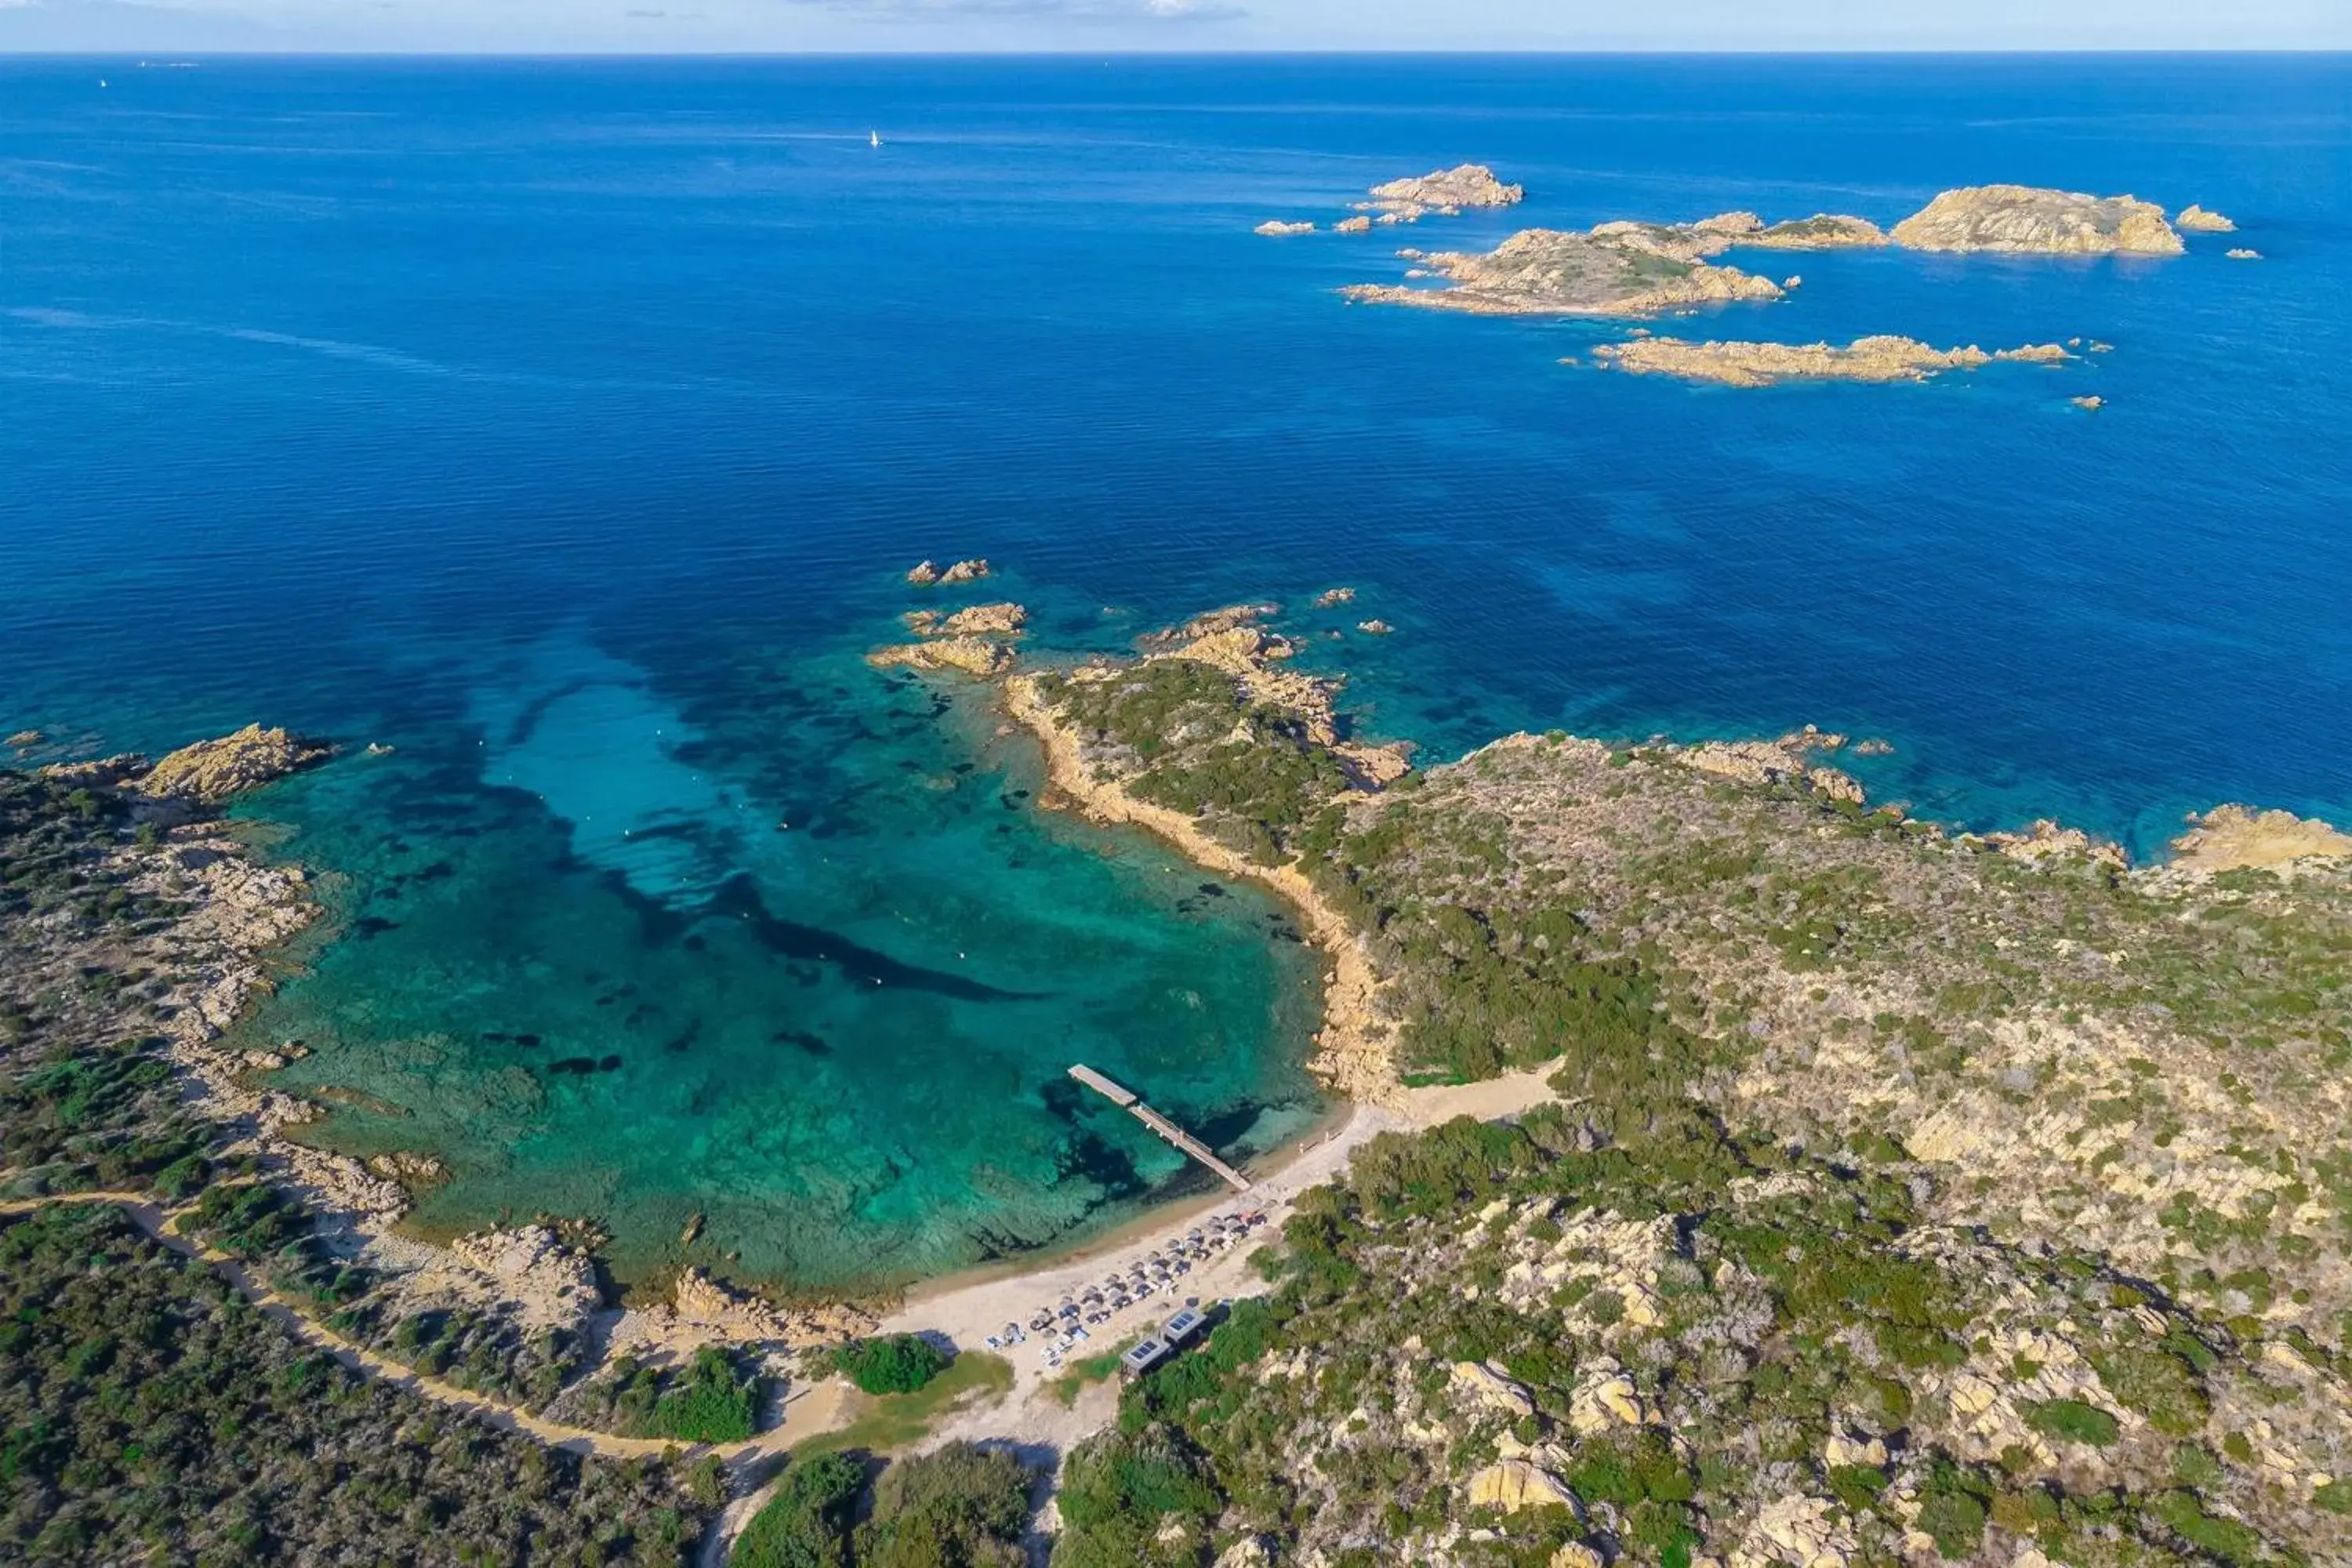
[[3, 53, 2348, 1290], [245, 630, 1326, 1289]]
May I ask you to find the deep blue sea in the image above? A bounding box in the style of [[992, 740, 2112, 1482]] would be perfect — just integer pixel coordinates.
[[4, 53, 2347, 1292]]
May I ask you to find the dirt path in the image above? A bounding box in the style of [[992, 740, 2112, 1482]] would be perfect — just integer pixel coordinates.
[[0, 1189, 797, 1465]]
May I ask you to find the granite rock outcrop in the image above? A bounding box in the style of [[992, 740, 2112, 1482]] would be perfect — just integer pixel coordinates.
[[133, 724, 332, 806], [866, 636, 1016, 678], [1889, 184, 2184, 254], [1360, 162, 1525, 221], [1591, 333, 2072, 387], [1345, 227, 1784, 318], [2175, 203, 2238, 232]]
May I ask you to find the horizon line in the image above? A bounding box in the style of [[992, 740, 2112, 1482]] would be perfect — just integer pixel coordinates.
[[8, 46, 2352, 59]]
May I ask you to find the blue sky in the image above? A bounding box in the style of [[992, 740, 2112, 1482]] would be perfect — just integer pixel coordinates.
[[2, 0, 2347, 53]]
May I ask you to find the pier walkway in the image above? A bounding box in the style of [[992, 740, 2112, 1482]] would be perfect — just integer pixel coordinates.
[[1068, 1064, 1254, 1192]]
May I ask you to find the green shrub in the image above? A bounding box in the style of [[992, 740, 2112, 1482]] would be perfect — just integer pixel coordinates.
[[2025, 1398, 2120, 1448], [732, 1452, 863, 1568], [1915, 1462, 1990, 1559], [1054, 1424, 1221, 1567], [648, 1347, 761, 1443], [2095, 1344, 2211, 1436], [856, 1441, 1031, 1568], [2148, 1490, 2264, 1566], [830, 1334, 953, 1396]]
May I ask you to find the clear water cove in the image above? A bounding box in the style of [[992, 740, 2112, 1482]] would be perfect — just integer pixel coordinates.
[[2, 53, 2347, 1292]]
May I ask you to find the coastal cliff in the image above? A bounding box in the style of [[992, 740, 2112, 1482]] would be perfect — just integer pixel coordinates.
[[1890, 183, 2186, 254]]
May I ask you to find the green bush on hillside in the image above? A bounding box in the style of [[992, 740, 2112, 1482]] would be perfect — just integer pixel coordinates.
[[855, 1441, 1031, 1568], [830, 1334, 953, 1396], [732, 1451, 864, 1568]]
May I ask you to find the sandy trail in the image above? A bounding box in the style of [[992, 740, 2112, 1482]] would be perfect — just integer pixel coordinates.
[[0, 1190, 795, 1465]]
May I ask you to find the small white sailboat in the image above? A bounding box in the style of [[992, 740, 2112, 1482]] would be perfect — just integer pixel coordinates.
[[869, 129, 883, 149]]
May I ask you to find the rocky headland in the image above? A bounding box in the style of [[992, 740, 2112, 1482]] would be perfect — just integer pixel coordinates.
[[2169, 802, 2352, 875], [1591, 332, 2073, 387], [883, 595, 2352, 1566], [15, 596, 2352, 1566], [1889, 183, 2185, 254]]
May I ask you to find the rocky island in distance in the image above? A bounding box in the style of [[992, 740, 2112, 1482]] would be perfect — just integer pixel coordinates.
[[1342, 180, 2241, 318], [1256, 161, 1521, 234], [1590, 334, 2074, 388]]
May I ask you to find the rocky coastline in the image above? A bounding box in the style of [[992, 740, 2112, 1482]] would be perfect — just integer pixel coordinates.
[[1000, 634, 1403, 1105], [2, 723, 872, 1421]]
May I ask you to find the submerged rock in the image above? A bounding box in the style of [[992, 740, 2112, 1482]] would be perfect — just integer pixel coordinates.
[[2227, 247, 2263, 260], [1590, 333, 2071, 387], [1889, 184, 2183, 255]]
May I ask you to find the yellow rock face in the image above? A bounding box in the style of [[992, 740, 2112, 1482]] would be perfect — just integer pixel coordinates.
[[136, 724, 330, 804], [1464, 1459, 1578, 1513], [866, 637, 1015, 678], [1889, 184, 2184, 255], [1449, 1359, 1537, 1419], [2171, 804, 2352, 873]]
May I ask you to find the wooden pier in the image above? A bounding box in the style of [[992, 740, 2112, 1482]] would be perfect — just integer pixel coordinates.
[[1069, 1065, 1253, 1192]]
